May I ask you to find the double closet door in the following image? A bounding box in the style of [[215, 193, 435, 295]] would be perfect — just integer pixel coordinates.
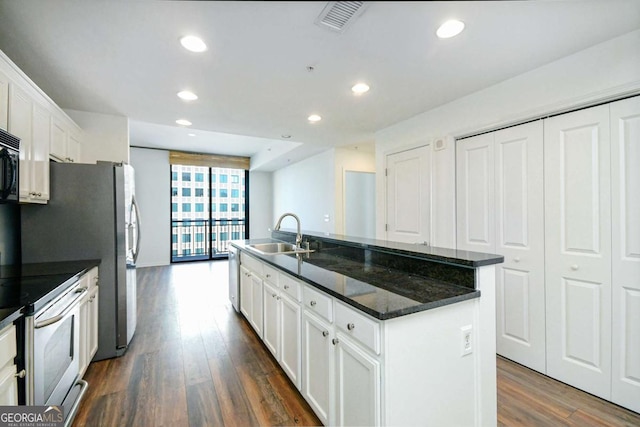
[[456, 96, 640, 412]]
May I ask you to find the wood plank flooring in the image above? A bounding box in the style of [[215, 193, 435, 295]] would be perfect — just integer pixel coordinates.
[[72, 262, 640, 427]]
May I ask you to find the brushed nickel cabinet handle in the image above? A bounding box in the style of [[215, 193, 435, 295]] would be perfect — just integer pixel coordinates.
[[347, 323, 355, 331], [310, 300, 316, 307], [322, 330, 329, 337]]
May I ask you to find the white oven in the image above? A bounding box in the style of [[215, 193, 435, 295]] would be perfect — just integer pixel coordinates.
[[25, 279, 88, 424]]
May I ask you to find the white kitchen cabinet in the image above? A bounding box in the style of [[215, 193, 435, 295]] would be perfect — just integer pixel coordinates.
[[279, 291, 302, 389], [8, 83, 50, 203], [456, 121, 546, 373], [263, 280, 280, 358], [302, 310, 333, 426], [250, 273, 264, 338], [0, 324, 18, 405], [240, 266, 252, 319], [334, 332, 381, 427], [79, 267, 100, 377], [610, 96, 640, 413], [50, 116, 81, 163], [0, 69, 8, 131], [87, 268, 100, 361], [545, 104, 612, 400]]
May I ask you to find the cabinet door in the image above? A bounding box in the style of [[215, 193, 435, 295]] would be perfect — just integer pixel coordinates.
[[8, 84, 33, 201], [494, 121, 546, 373], [67, 131, 80, 163], [334, 334, 381, 427], [456, 133, 495, 253], [610, 96, 640, 413], [30, 103, 50, 202], [544, 104, 612, 399], [302, 311, 333, 425], [385, 145, 432, 244], [250, 274, 263, 337], [89, 285, 99, 360], [0, 364, 18, 405], [50, 117, 67, 161], [240, 266, 252, 319], [0, 69, 8, 131], [263, 281, 280, 358], [280, 293, 302, 390], [79, 293, 90, 376]]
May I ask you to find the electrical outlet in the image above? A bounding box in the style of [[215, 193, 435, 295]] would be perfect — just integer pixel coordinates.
[[461, 325, 473, 356]]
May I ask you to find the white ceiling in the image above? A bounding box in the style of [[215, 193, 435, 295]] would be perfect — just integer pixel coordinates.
[[0, 1, 639, 170]]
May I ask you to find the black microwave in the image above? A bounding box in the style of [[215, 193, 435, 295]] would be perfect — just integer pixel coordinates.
[[0, 128, 20, 203]]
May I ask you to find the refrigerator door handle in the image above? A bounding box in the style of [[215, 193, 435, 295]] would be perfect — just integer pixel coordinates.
[[132, 195, 142, 264]]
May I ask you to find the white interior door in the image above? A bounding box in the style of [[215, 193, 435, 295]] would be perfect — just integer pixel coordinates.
[[456, 133, 495, 253], [385, 145, 431, 244], [610, 96, 640, 413], [494, 121, 546, 373], [544, 104, 612, 400]]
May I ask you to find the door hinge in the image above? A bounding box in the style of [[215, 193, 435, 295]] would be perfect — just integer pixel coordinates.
[[385, 224, 388, 231], [385, 168, 388, 177]]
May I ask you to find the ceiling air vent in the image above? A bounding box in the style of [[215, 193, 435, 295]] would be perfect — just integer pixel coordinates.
[[315, 1, 366, 33]]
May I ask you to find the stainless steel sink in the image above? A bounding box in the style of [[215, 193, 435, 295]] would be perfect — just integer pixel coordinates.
[[246, 242, 314, 256]]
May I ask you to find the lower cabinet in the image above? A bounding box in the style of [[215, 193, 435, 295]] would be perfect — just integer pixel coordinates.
[[239, 262, 264, 338], [334, 332, 381, 427], [279, 293, 302, 389], [79, 267, 99, 377], [263, 281, 280, 357], [0, 324, 18, 405], [302, 310, 333, 426]]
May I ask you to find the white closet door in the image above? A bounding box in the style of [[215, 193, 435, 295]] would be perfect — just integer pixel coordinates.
[[610, 96, 640, 413], [494, 121, 546, 373], [544, 104, 612, 399], [385, 145, 431, 244], [456, 133, 495, 253]]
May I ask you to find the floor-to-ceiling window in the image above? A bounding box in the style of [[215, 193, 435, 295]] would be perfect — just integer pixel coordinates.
[[170, 152, 249, 262]]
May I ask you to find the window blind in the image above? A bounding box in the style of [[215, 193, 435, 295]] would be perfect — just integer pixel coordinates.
[[169, 151, 250, 170]]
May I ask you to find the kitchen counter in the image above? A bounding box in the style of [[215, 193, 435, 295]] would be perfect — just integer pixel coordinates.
[[231, 234, 502, 320], [0, 260, 100, 329]]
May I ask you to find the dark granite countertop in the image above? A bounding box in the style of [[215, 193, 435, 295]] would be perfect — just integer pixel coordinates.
[[0, 260, 100, 330], [275, 229, 504, 268], [231, 239, 481, 320]]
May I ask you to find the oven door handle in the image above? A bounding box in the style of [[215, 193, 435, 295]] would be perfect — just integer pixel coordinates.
[[34, 288, 87, 329]]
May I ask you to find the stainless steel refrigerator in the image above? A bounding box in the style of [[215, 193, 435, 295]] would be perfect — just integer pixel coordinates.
[[21, 161, 140, 361]]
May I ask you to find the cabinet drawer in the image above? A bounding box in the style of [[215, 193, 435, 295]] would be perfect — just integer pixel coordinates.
[[0, 325, 16, 368], [303, 285, 333, 323], [335, 301, 380, 355], [280, 273, 302, 302], [241, 252, 263, 276], [263, 264, 279, 284]]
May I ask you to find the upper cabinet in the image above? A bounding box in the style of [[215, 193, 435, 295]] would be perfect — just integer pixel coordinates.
[[1, 49, 83, 203], [0, 69, 8, 131]]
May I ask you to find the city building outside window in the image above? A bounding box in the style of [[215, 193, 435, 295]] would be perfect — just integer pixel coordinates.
[[171, 164, 247, 262]]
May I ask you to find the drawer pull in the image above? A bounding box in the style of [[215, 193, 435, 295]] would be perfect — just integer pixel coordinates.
[[514, 257, 521, 263], [347, 323, 355, 331], [266, 274, 271, 278], [272, 293, 277, 298], [15, 369, 26, 379], [310, 300, 317, 307], [284, 285, 290, 290], [571, 264, 579, 271], [322, 330, 329, 337], [332, 338, 339, 346]]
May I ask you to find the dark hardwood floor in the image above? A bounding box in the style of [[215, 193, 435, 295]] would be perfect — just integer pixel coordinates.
[[73, 262, 640, 427]]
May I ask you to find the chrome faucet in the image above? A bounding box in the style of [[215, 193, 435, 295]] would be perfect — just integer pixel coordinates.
[[274, 212, 302, 248]]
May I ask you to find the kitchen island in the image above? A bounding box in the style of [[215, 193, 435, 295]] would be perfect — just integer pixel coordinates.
[[230, 231, 503, 426]]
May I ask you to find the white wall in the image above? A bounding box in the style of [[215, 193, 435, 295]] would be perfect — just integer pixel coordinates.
[[376, 29, 640, 248], [249, 171, 273, 239], [64, 109, 130, 164], [130, 147, 170, 267], [272, 149, 336, 234]]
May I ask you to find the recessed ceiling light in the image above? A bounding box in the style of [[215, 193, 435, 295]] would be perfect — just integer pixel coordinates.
[[180, 35, 207, 52], [436, 20, 465, 39], [177, 90, 198, 101], [176, 119, 192, 126], [308, 114, 322, 123], [351, 83, 370, 95], [188, 133, 196, 137], [281, 134, 292, 139]]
